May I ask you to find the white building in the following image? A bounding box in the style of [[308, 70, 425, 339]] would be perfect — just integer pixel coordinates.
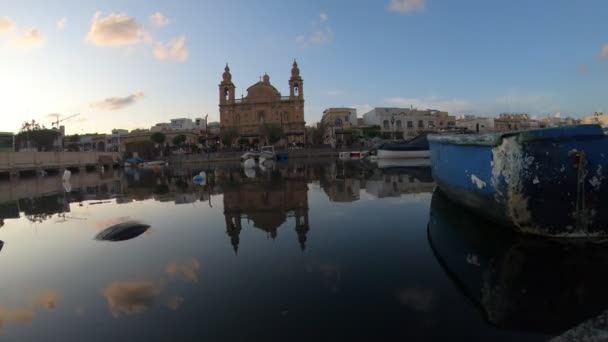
[[455, 115, 495, 132], [151, 117, 207, 132], [362, 107, 455, 139]]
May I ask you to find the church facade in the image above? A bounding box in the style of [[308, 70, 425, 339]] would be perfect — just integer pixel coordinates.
[[219, 60, 306, 145]]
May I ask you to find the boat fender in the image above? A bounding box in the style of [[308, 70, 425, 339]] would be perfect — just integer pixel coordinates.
[[62, 169, 71, 181]]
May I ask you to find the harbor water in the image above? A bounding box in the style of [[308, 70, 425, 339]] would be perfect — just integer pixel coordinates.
[[0, 159, 598, 341]]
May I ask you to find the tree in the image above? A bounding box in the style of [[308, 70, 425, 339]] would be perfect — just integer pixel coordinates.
[[220, 128, 238, 147], [172, 134, 187, 146], [309, 122, 328, 145], [260, 124, 283, 145], [15, 129, 59, 151], [150, 132, 167, 157], [150, 132, 166, 145]]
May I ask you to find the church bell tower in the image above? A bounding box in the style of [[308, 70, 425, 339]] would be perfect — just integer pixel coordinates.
[[289, 59, 303, 99]]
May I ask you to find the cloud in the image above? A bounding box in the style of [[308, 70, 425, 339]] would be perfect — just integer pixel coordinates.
[[149, 12, 169, 26], [86, 12, 144, 47], [602, 45, 608, 59], [154, 36, 189, 62], [56, 17, 67, 30], [0, 17, 16, 35], [319, 12, 328, 24], [91, 92, 144, 111], [13, 29, 46, 48], [387, 0, 426, 14], [297, 13, 334, 46], [384, 96, 474, 114], [102, 280, 162, 317], [0, 289, 61, 331], [578, 64, 589, 74], [165, 258, 200, 283]]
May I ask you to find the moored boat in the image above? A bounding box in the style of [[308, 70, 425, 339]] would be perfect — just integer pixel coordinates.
[[428, 124, 608, 237], [377, 134, 430, 159]]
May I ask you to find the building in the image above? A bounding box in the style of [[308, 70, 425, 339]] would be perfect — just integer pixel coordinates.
[[321, 108, 356, 146], [538, 115, 578, 127], [151, 123, 171, 132], [494, 113, 539, 131], [362, 107, 455, 139], [455, 115, 495, 132], [581, 112, 608, 126], [207, 122, 221, 135], [219, 61, 306, 145], [150, 118, 206, 133]]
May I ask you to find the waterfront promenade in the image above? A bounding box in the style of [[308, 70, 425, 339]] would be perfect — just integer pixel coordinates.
[[0, 151, 120, 177]]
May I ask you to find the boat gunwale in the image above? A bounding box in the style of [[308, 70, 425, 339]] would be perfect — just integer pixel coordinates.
[[428, 124, 605, 147]]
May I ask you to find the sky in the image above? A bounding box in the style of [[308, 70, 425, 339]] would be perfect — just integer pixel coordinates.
[[0, 0, 607, 134]]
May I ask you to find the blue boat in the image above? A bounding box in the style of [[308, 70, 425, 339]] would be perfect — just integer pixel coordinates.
[[428, 124, 608, 237]]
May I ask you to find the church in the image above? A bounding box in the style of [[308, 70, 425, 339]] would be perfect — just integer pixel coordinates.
[[219, 60, 306, 145]]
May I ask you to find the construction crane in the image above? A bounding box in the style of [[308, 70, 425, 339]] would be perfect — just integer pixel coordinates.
[[50, 113, 80, 128]]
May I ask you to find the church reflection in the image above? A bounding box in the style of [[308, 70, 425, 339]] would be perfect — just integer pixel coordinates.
[[0, 160, 435, 253], [218, 163, 310, 253], [428, 190, 608, 336]]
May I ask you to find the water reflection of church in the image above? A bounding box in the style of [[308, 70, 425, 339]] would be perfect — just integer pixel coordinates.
[[220, 166, 310, 253]]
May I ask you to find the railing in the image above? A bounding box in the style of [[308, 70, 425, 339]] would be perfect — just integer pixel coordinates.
[[229, 96, 294, 104]]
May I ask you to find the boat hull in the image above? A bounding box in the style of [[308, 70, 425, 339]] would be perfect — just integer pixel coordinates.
[[428, 125, 608, 237], [377, 149, 430, 159]]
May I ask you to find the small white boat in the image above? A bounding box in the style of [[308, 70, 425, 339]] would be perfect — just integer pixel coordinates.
[[260, 146, 276, 160], [377, 149, 430, 159], [141, 160, 165, 168], [242, 158, 256, 169], [377, 134, 430, 159], [377, 158, 431, 168], [240, 151, 259, 161]]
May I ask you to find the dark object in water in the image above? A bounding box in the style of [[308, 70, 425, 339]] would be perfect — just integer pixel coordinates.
[[427, 190, 608, 335], [428, 124, 608, 237], [95, 221, 150, 242]]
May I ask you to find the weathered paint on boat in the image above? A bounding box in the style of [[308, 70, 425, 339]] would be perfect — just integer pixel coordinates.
[[428, 124, 608, 237], [427, 191, 608, 334]]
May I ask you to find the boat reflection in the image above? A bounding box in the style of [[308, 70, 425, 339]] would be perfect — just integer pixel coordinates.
[[427, 190, 608, 334]]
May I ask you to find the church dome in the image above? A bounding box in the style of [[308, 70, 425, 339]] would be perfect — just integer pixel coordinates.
[[246, 75, 281, 100]]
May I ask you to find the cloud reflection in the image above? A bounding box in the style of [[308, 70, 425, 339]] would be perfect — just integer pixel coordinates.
[[166, 258, 201, 283], [397, 287, 435, 312], [102, 281, 162, 317]]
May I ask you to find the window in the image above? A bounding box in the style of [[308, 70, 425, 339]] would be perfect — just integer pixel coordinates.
[[224, 88, 229, 101], [407, 121, 413, 128], [428, 121, 434, 127], [418, 120, 423, 128], [344, 115, 349, 122], [383, 120, 389, 129], [396, 120, 402, 128], [294, 83, 299, 96]]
